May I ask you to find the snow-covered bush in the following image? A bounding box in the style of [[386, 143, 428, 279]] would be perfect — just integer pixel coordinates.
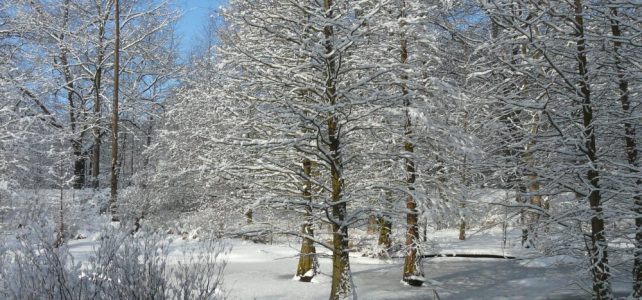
[[0, 220, 86, 299], [0, 223, 228, 299], [170, 238, 228, 299]]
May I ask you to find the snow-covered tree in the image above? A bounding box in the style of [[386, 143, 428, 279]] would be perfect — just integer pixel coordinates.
[[478, 0, 642, 297], [214, 0, 403, 297], [1, 0, 177, 195]]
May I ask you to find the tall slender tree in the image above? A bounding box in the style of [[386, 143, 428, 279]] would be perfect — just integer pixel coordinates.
[[110, 0, 120, 221], [90, 0, 113, 189], [398, 2, 423, 286], [572, 1, 610, 295], [606, 5, 642, 296]]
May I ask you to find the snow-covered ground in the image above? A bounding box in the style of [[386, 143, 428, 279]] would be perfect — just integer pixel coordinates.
[[57, 228, 623, 299], [2, 189, 634, 299], [214, 233, 591, 300]]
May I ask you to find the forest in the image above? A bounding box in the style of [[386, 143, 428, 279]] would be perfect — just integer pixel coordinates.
[[0, 0, 641, 299]]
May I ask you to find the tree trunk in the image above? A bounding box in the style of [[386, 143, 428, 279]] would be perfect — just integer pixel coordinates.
[[91, 4, 111, 190], [55, 160, 65, 248], [244, 209, 253, 224], [401, 87, 423, 283], [458, 219, 466, 241], [60, 0, 86, 190], [378, 215, 392, 252], [574, 1, 611, 297], [378, 191, 393, 255], [91, 38, 105, 189], [134, 119, 154, 233], [110, 0, 120, 222], [608, 7, 641, 297], [367, 215, 378, 234], [323, 0, 352, 297], [129, 131, 134, 186], [143, 118, 153, 167], [328, 116, 351, 299], [72, 142, 85, 189], [296, 158, 317, 282], [120, 130, 126, 182], [523, 111, 542, 247], [399, 9, 423, 286], [519, 31, 544, 246], [91, 87, 101, 189], [459, 138, 469, 241], [518, 185, 529, 247]]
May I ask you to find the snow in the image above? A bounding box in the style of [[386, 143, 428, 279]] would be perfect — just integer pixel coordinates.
[[210, 225, 632, 299], [45, 228, 596, 300], [218, 241, 585, 300], [429, 228, 531, 258], [1, 189, 634, 299], [518, 255, 580, 268]]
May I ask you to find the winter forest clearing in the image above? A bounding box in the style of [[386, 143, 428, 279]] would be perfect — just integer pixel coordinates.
[[1, 0, 641, 299]]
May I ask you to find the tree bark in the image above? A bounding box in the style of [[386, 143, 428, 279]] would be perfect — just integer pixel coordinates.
[[519, 25, 544, 247], [55, 160, 65, 248], [91, 8, 109, 189], [323, 0, 351, 296], [60, 0, 86, 189], [367, 215, 378, 234], [399, 9, 423, 286], [245, 209, 253, 224], [110, 0, 120, 222], [523, 111, 542, 247], [328, 115, 351, 299], [378, 215, 392, 251], [91, 75, 101, 189], [378, 191, 393, 254], [296, 158, 317, 282], [460, 121, 469, 241], [72, 142, 85, 189], [608, 6, 641, 297], [574, 1, 611, 298]]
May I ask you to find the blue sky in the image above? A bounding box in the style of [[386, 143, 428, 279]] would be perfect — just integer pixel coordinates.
[[174, 0, 227, 54]]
